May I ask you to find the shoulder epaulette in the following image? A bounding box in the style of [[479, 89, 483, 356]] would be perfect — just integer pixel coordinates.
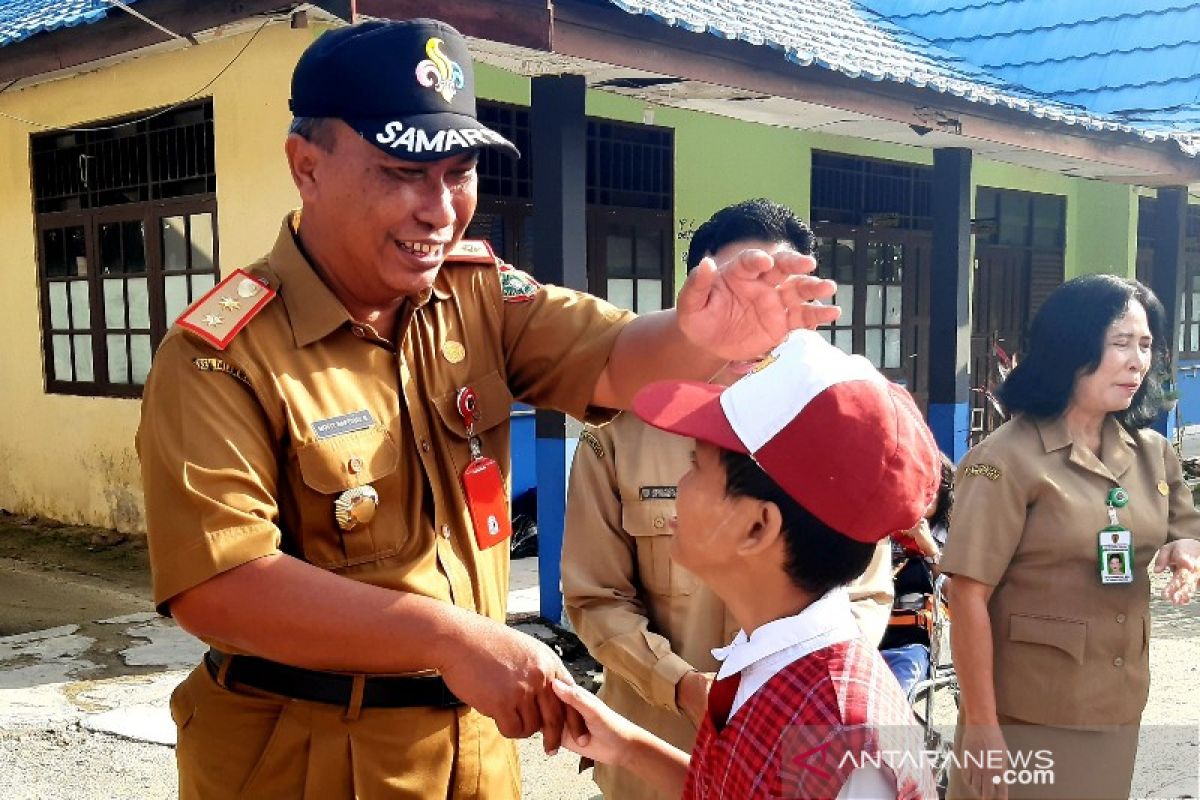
[[445, 239, 498, 264], [176, 269, 276, 351]]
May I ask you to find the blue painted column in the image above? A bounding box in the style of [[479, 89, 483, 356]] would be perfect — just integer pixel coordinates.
[[530, 74, 587, 623], [928, 148, 973, 462], [1148, 187, 1187, 438]]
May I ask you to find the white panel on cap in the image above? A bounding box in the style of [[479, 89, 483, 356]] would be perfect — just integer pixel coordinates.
[[720, 331, 887, 453]]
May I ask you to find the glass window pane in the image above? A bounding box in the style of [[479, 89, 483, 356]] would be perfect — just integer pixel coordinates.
[[163, 215, 187, 270], [72, 334, 93, 381], [69, 281, 90, 328], [190, 213, 215, 272], [816, 238, 835, 280], [52, 334, 73, 381], [103, 279, 126, 328], [885, 328, 901, 369], [833, 328, 853, 355], [42, 229, 67, 277], [607, 234, 633, 277], [1191, 323, 1199, 354], [607, 278, 634, 312], [866, 244, 883, 283], [99, 222, 123, 274], [635, 235, 662, 278], [165, 275, 190, 326], [190, 272, 216, 299], [885, 285, 903, 325], [66, 226, 87, 276], [636, 279, 662, 313], [865, 285, 883, 325], [49, 283, 69, 329], [819, 328, 832, 343], [866, 329, 883, 367], [121, 220, 147, 273], [127, 277, 150, 329], [130, 335, 152, 385], [834, 240, 855, 285], [107, 334, 129, 384], [835, 285, 854, 326]]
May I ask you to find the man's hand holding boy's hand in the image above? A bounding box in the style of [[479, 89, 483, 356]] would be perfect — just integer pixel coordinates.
[[676, 669, 714, 727]]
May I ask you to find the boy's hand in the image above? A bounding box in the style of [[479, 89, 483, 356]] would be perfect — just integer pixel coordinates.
[[552, 678, 640, 767]]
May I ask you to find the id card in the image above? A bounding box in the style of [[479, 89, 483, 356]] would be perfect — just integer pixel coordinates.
[[1099, 527, 1133, 584], [463, 456, 513, 550]]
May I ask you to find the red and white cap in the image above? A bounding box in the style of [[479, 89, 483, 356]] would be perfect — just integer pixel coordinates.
[[632, 331, 941, 543]]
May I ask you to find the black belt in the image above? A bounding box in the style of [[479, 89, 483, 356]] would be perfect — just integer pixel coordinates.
[[205, 649, 462, 709]]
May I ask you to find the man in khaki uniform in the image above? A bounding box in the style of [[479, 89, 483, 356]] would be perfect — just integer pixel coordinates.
[[136, 20, 841, 800], [562, 200, 893, 800]]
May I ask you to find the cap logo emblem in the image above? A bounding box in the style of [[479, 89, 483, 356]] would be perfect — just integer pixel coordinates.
[[415, 37, 465, 103]]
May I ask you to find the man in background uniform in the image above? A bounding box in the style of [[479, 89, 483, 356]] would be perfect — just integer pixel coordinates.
[[562, 200, 893, 799], [136, 20, 840, 800]]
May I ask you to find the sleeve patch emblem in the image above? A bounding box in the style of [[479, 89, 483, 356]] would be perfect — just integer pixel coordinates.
[[499, 264, 541, 303], [963, 463, 1002, 481], [579, 430, 605, 459]]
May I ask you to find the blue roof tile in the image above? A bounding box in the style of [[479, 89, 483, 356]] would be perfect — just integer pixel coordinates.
[[0, 0, 137, 48], [604, 0, 1197, 154], [864, 0, 1200, 132]]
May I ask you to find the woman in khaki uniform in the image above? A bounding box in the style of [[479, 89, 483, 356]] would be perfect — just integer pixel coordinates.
[[561, 200, 894, 800], [942, 275, 1200, 800]]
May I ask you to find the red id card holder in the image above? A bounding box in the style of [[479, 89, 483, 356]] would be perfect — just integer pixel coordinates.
[[463, 456, 513, 550], [457, 387, 513, 550]]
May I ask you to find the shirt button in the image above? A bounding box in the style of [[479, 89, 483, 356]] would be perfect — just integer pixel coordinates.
[[1113, 657, 1124, 667], [653, 516, 666, 529], [1116, 613, 1127, 624], [441, 524, 451, 539], [420, 439, 431, 452], [347, 456, 364, 474]]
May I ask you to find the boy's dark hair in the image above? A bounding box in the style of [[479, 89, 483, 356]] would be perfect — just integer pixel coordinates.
[[997, 274, 1168, 429], [720, 449, 875, 595], [686, 198, 815, 270]]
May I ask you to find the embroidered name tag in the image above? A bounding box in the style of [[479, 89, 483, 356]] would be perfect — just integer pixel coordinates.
[[640, 486, 677, 500], [312, 410, 375, 440], [191, 357, 250, 386]]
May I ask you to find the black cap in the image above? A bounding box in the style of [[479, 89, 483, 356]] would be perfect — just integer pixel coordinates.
[[289, 19, 519, 162]]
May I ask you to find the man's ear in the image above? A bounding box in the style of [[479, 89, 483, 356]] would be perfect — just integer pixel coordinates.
[[736, 499, 783, 557], [285, 134, 322, 203]]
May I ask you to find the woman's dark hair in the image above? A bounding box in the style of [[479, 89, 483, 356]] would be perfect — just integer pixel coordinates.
[[720, 449, 876, 595], [997, 274, 1168, 429], [929, 453, 954, 532], [686, 198, 815, 270]]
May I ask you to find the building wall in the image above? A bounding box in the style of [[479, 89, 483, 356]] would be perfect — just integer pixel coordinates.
[[0, 29, 1154, 530], [0, 23, 320, 530]]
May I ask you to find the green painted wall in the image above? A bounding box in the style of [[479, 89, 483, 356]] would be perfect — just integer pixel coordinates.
[[475, 66, 1142, 292]]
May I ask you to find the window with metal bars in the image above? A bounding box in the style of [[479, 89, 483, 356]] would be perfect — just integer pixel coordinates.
[[1137, 197, 1200, 357], [32, 100, 219, 398], [811, 151, 932, 231]]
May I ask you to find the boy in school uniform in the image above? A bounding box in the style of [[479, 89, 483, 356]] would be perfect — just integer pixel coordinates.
[[553, 331, 940, 799]]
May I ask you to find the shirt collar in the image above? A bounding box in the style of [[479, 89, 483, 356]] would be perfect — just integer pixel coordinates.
[[269, 211, 452, 349], [711, 587, 859, 680], [1034, 413, 1138, 481]]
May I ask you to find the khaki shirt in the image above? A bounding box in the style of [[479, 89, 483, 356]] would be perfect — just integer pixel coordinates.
[[137, 214, 633, 798], [561, 413, 893, 800], [941, 414, 1200, 727]]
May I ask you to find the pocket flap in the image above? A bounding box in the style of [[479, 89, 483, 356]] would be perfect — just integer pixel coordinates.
[[1008, 613, 1087, 664], [622, 503, 673, 537], [296, 426, 399, 494], [433, 370, 514, 439]]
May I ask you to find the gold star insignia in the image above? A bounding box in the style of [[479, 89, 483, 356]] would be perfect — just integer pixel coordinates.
[[202, 314, 224, 328], [218, 296, 241, 312]]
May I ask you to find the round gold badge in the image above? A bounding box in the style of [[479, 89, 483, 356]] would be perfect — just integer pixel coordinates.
[[1158, 480, 1170, 496], [442, 340, 466, 364], [334, 485, 379, 531]]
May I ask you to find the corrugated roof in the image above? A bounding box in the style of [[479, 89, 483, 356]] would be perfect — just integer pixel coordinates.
[[865, 0, 1200, 130], [0, 0, 137, 48], [605, 0, 1198, 155]]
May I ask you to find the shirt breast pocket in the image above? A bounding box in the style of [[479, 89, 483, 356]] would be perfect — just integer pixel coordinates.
[[293, 426, 401, 568], [432, 369, 515, 479], [623, 504, 699, 597]]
